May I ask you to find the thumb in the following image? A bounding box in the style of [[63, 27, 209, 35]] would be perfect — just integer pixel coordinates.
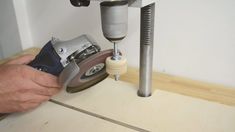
[[6, 54, 35, 65]]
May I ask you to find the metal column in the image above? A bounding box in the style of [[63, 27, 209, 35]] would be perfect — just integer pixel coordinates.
[[138, 3, 155, 97]]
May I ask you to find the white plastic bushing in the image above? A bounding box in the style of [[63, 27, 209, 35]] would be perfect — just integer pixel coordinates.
[[105, 56, 127, 75]]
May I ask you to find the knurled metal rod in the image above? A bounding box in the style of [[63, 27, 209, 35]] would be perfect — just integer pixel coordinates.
[[138, 3, 155, 97]]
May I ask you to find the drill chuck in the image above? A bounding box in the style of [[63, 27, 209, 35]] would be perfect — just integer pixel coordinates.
[[100, 1, 128, 42]]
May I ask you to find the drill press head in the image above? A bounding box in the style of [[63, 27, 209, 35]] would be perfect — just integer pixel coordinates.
[[100, 0, 128, 81], [100, 0, 128, 43]]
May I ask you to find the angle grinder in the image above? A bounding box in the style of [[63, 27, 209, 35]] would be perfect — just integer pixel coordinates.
[[28, 34, 113, 93]]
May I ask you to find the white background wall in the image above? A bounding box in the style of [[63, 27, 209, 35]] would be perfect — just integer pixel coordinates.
[[2, 0, 235, 88], [13, 0, 33, 50], [0, 0, 22, 59]]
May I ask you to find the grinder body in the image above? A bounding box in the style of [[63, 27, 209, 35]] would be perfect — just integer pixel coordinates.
[[28, 35, 111, 93], [28, 35, 95, 76]]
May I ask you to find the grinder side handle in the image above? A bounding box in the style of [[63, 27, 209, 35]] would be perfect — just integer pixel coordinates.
[[28, 41, 64, 76]]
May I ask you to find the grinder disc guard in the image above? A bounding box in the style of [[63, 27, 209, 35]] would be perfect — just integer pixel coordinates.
[[66, 49, 113, 93]]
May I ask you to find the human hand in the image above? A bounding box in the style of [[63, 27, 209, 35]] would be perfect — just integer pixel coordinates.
[[0, 55, 61, 113]]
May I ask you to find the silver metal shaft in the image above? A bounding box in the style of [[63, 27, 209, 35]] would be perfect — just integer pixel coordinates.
[[113, 42, 119, 60], [113, 42, 120, 81], [138, 3, 155, 97]]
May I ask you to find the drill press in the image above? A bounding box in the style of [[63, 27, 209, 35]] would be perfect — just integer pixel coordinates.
[[70, 0, 155, 97]]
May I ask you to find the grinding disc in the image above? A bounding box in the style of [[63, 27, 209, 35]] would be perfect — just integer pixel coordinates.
[[66, 49, 113, 93]]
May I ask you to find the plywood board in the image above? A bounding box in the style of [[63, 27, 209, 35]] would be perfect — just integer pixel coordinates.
[[0, 102, 137, 132], [52, 78, 235, 132]]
